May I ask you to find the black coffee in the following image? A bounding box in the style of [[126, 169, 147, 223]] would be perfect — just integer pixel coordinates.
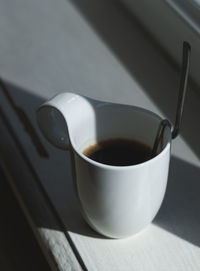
[[83, 138, 152, 166]]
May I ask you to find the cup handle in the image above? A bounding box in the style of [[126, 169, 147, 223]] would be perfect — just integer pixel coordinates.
[[36, 93, 77, 150]]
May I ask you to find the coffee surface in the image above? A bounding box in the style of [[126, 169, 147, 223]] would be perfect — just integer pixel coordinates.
[[83, 138, 152, 166]]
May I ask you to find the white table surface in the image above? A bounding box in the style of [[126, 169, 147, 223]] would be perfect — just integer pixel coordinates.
[[0, 0, 200, 270]]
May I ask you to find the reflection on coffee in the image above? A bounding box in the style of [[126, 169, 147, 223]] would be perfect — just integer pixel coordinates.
[[83, 138, 152, 166]]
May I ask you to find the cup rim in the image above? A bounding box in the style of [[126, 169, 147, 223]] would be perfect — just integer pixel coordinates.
[[71, 105, 172, 170], [73, 140, 171, 170]]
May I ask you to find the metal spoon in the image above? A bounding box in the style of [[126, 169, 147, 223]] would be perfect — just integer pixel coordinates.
[[151, 41, 191, 158]]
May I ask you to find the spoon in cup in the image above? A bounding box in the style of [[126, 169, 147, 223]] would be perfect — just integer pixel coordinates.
[[151, 41, 191, 158]]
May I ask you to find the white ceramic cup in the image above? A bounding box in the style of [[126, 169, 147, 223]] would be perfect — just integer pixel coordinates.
[[37, 92, 171, 238]]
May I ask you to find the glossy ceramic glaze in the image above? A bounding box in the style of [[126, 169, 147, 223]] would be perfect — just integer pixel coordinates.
[[37, 92, 171, 238]]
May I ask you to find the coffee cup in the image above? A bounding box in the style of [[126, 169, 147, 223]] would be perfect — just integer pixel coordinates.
[[37, 92, 171, 238]]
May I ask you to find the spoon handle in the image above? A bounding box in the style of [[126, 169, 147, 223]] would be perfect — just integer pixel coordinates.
[[172, 41, 191, 139], [151, 41, 191, 158]]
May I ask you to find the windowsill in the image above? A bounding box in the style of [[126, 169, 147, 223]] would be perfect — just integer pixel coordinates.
[[0, 0, 200, 270]]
